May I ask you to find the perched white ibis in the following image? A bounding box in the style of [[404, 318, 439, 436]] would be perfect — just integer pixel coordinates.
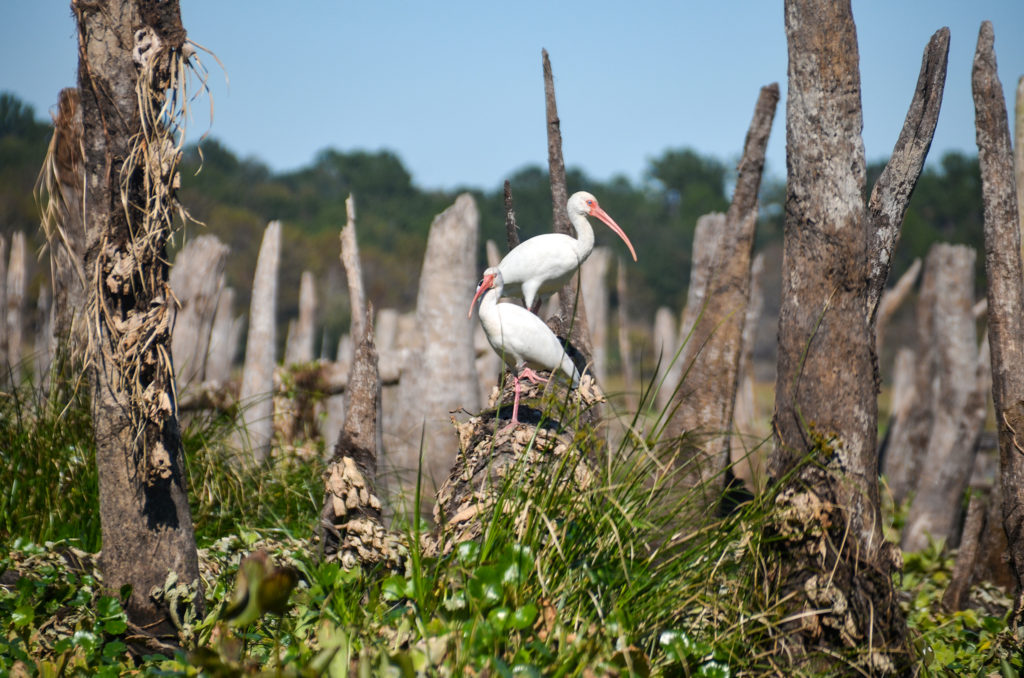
[[498, 191, 636, 311], [469, 267, 581, 430]]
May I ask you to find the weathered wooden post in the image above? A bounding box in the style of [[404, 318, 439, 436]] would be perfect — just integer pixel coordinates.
[[393, 195, 480, 494], [237, 220, 281, 463], [972, 20, 1024, 624], [169, 234, 229, 389]]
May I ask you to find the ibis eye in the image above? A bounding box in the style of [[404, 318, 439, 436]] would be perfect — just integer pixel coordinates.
[[586, 200, 594, 206]]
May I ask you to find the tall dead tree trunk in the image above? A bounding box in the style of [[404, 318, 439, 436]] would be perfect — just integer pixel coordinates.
[[580, 247, 610, 384], [205, 286, 238, 384], [972, 20, 1024, 622], [616, 258, 636, 411], [769, 1, 948, 667], [901, 245, 985, 552], [169, 234, 229, 389], [664, 84, 777, 513], [73, 0, 201, 636], [284, 270, 316, 365], [652, 307, 677, 411], [881, 255, 939, 504], [393, 195, 480, 494], [237, 220, 281, 463], [542, 49, 594, 367], [874, 257, 921, 357], [6, 231, 26, 382]]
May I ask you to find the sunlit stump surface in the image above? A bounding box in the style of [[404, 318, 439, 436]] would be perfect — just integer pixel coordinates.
[[429, 372, 604, 556]]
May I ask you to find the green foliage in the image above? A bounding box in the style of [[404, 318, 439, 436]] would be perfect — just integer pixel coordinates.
[[0, 541, 131, 676], [0, 365, 100, 550], [900, 540, 1023, 675]]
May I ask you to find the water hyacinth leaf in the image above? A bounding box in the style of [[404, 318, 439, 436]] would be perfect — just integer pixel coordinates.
[[382, 574, 415, 602], [468, 565, 503, 609], [659, 629, 697, 662], [697, 661, 731, 678], [101, 639, 127, 659], [11, 604, 34, 628], [455, 541, 481, 566], [486, 606, 511, 631], [509, 603, 538, 630]]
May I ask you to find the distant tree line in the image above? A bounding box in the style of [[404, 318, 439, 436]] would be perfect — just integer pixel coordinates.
[[0, 91, 984, 350]]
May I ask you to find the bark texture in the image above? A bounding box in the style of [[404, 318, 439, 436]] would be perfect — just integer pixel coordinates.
[[319, 311, 404, 570], [74, 0, 201, 636], [284, 270, 316, 365], [664, 84, 777, 512], [579, 246, 610, 383], [652, 307, 677, 411], [169, 235, 229, 389], [542, 49, 593, 366], [866, 28, 950, 320], [616, 258, 636, 411], [874, 257, 921, 357], [393, 195, 480, 494], [237, 220, 281, 462], [769, 1, 949, 669], [973, 20, 1024, 622], [205, 286, 238, 384], [882, 256, 939, 504], [902, 245, 986, 552]]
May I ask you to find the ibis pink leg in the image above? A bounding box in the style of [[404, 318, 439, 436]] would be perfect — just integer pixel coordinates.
[[500, 369, 550, 432]]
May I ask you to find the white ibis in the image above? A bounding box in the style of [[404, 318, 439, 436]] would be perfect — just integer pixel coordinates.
[[498, 191, 636, 312], [469, 267, 581, 430]]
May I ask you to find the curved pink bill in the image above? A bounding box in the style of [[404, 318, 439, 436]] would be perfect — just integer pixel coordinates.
[[591, 205, 637, 261], [468, 272, 496, 318]]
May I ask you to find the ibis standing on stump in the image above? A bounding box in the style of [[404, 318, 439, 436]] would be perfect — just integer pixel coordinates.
[[470, 267, 581, 430], [497, 191, 637, 312]]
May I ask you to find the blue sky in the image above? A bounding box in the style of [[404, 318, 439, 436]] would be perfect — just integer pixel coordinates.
[[4, 2, 1022, 191]]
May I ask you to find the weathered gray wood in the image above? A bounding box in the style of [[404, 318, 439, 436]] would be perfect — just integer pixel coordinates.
[[284, 270, 316, 365], [652, 306, 677, 411], [616, 257, 636, 411], [393, 195, 480, 492], [485, 240, 501, 269], [170, 235, 229, 389], [902, 245, 983, 551], [942, 492, 988, 611], [34, 285, 53, 385], [664, 83, 778, 512], [339, 195, 366, 344], [1016, 76, 1023, 248], [543, 49, 593, 365], [580, 246, 611, 383], [237, 220, 281, 463], [665, 213, 724, 412], [75, 0, 201, 636], [875, 257, 922, 356], [5, 231, 26, 381], [319, 311, 404, 570], [882, 255, 940, 504], [866, 28, 950, 321], [769, 1, 922, 667], [733, 252, 765, 438], [973, 20, 1024, 622], [503, 180, 521, 252], [204, 286, 238, 384]]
